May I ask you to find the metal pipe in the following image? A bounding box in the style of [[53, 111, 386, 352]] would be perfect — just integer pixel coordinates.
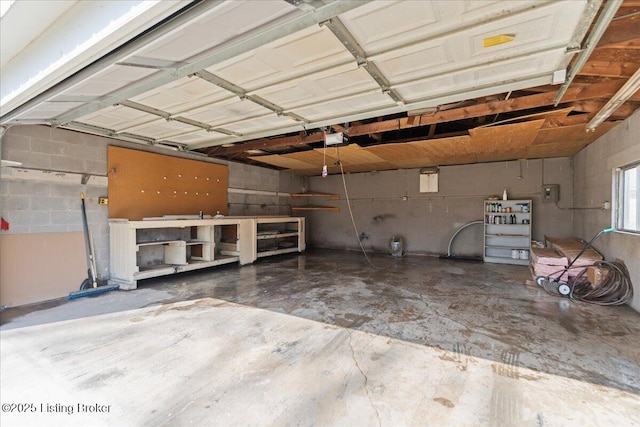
[[446, 220, 483, 257], [586, 67, 640, 131], [554, 0, 623, 105]]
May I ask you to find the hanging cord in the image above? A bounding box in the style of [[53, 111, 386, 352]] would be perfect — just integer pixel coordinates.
[[322, 131, 328, 178], [323, 134, 326, 165], [336, 151, 379, 270]]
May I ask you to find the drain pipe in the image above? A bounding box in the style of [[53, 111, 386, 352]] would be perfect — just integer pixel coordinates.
[[554, 0, 623, 106], [440, 220, 484, 261]]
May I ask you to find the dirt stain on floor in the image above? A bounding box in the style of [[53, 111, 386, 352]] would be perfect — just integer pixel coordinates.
[[433, 397, 455, 408], [153, 298, 231, 316]]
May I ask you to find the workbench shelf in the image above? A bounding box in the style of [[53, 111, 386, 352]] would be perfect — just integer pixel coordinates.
[[256, 232, 300, 240], [483, 199, 532, 266], [109, 216, 305, 290], [254, 217, 305, 258]]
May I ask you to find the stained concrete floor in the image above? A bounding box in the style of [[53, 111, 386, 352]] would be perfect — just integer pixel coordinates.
[[1, 249, 639, 426]]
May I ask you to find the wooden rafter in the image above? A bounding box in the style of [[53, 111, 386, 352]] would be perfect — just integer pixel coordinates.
[[208, 80, 629, 156], [349, 81, 626, 134], [597, 15, 640, 48], [570, 100, 638, 118], [579, 60, 639, 77], [587, 48, 640, 63], [207, 131, 324, 156], [541, 114, 591, 128], [428, 124, 436, 138]]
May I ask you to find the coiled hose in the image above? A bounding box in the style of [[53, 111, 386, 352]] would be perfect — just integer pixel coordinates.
[[570, 260, 634, 306]]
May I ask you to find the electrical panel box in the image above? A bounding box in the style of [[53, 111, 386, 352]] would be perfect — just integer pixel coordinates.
[[541, 184, 559, 203]]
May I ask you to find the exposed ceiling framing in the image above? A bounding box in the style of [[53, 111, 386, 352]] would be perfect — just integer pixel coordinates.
[[2, 0, 639, 175]]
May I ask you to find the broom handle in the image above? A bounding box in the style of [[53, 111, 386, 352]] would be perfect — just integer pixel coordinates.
[[80, 194, 97, 286], [89, 230, 98, 288]]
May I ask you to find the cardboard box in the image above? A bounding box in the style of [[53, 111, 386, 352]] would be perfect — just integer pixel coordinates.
[[587, 266, 608, 288]]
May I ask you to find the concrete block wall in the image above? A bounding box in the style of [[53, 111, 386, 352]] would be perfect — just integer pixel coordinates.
[[572, 110, 640, 312], [227, 161, 303, 217], [0, 125, 304, 297], [306, 158, 574, 257], [1, 126, 111, 280]]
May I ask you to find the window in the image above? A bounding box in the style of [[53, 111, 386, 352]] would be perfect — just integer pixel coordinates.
[[616, 161, 640, 233]]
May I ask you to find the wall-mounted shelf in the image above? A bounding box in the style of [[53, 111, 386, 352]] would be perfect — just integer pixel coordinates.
[[291, 193, 340, 212], [291, 205, 340, 212], [291, 192, 340, 200]]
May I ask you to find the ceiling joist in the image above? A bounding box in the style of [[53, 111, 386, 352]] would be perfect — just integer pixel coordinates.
[[210, 80, 630, 156]]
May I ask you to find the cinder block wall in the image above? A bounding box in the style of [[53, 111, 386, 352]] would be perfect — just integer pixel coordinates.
[[306, 158, 574, 257], [572, 110, 640, 312], [0, 125, 304, 305], [227, 161, 305, 217], [1, 126, 111, 282]]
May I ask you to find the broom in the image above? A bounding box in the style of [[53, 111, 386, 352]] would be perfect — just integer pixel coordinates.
[[68, 193, 119, 299]]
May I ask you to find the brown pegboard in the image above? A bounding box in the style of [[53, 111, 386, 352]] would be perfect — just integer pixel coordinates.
[[108, 146, 228, 220]]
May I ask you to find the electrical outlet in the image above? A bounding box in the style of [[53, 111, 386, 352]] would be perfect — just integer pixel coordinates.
[[99, 197, 109, 205]]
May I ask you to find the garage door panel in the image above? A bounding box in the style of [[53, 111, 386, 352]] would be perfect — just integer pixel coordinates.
[[136, 0, 297, 62], [221, 114, 296, 136], [126, 120, 197, 140], [130, 77, 231, 114], [64, 65, 156, 98], [208, 26, 353, 90], [79, 105, 154, 131], [293, 92, 396, 122], [339, 0, 555, 55], [256, 67, 378, 110], [167, 131, 227, 146]]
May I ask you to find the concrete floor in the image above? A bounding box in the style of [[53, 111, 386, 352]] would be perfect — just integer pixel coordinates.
[[1, 249, 639, 426]]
